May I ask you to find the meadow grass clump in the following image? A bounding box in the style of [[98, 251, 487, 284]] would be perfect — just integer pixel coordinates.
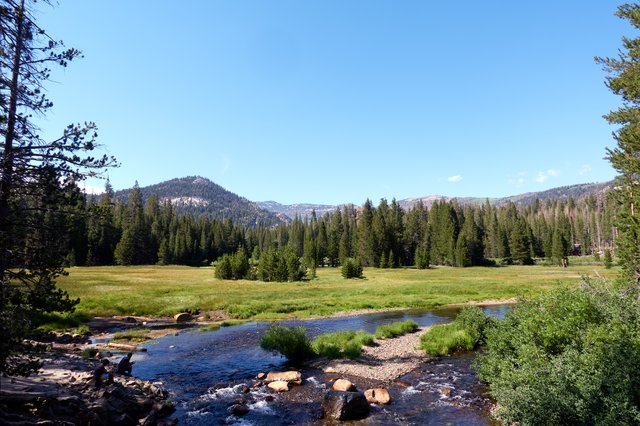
[[374, 320, 419, 339], [311, 330, 375, 359], [81, 347, 99, 358], [34, 311, 92, 332], [112, 328, 152, 343], [220, 320, 247, 327], [420, 307, 493, 356], [419, 324, 474, 356], [199, 324, 221, 332], [260, 324, 314, 363]]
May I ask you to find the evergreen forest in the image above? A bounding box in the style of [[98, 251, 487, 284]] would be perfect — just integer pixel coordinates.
[[69, 181, 618, 273]]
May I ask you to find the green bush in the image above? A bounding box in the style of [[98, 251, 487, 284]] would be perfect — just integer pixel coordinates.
[[81, 347, 99, 358], [476, 279, 640, 425], [311, 330, 374, 359], [420, 324, 474, 356], [341, 258, 364, 279], [375, 320, 419, 339], [260, 324, 314, 363], [420, 307, 493, 356]]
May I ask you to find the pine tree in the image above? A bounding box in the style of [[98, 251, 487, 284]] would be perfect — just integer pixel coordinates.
[[597, 4, 640, 283]]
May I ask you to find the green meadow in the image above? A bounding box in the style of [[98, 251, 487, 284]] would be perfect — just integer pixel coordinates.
[[56, 263, 618, 320]]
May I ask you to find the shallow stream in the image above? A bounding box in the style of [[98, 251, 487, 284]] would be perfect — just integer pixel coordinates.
[[132, 306, 509, 425]]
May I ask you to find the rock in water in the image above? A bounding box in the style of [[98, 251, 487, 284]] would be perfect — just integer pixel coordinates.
[[227, 404, 250, 416], [265, 371, 302, 385], [322, 390, 370, 420], [173, 313, 192, 323], [332, 379, 356, 392], [267, 381, 289, 392], [364, 388, 391, 404]]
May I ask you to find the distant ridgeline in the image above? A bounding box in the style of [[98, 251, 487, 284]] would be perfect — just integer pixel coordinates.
[[69, 177, 615, 268], [114, 176, 290, 228]]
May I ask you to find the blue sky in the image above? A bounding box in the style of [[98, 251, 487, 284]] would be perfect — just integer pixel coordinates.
[[36, 1, 626, 205]]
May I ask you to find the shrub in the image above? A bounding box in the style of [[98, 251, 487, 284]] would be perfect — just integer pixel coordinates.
[[476, 279, 640, 425], [341, 258, 364, 279], [311, 330, 374, 359], [420, 307, 493, 356], [420, 324, 474, 356], [603, 248, 613, 269], [260, 324, 314, 363], [375, 320, 419, 339], [81, 347, 99, 358]]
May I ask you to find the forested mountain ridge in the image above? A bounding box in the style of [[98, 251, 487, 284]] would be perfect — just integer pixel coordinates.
[[258, 181, 614, 218], [256, 201, 339, 219], [114, 176, 290, 227]]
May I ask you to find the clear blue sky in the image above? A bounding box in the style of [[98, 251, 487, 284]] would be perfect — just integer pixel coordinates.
[[36, 1, 626, 205]]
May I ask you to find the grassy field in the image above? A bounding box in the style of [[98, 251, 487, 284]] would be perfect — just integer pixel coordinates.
[[55, 262, 619, 320]]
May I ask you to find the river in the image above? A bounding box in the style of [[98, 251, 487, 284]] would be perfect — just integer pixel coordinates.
[[132, 306, 509, 425]]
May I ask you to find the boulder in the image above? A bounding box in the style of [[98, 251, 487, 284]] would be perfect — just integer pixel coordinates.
[[322, 390, 370, 420], [439, 388, 452, 397], [228, 404, 250, 416], [332, 379, 356, 392], [256, 372, 266, 380], [364, 388, 391, 405], [267, 381, 289, 392], [173, 313, 192, 323], [265, 371, 302, 385]]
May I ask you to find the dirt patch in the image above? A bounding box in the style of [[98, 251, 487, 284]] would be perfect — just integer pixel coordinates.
[[310, 327, 431, 382]]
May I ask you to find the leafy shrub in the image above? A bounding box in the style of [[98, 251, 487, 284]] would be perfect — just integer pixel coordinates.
[[81, 347, 99, 358], [375, 320, 419, 339], [260, 324, 314, 363], [420, 324, 474, 356], [476, 279, 640, 425], [341, 258, 364, 279], [420, 307, 493, 356], [312, 330, 374, 359]]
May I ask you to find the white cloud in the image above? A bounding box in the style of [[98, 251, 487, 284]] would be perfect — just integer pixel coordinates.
[[579, 164, 592, 175], [221, 155, 231, 174], [447, 175, 463, 183], [534, 172, 548, 183], [80, 183, 105, 195], [534, 169, 560, 183]]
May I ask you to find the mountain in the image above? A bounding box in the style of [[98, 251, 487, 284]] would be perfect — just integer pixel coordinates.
[[256, 201, 339, 219], [114, 176, 290, 227], [259, 181, 614, 218], [400, 181, 613, 210]]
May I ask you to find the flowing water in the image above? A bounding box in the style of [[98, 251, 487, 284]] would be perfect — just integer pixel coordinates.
[[132, 306, 509, 425]]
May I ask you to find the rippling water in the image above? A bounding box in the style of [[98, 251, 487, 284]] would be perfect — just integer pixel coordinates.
[[132, 306, 509, 425]]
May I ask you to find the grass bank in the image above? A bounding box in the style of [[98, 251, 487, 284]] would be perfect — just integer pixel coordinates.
[[56, 264, 618, 320]]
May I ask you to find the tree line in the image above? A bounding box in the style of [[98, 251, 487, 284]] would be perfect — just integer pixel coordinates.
[[64, 181, 618, 272]]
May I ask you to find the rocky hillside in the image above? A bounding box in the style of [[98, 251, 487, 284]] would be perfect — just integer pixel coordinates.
[[256, 201, 339, 219], [260, 181, 614, 217], [115, 176, 290, 227]]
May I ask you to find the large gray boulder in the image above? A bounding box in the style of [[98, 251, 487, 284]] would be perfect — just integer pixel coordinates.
[[322, 390, 370, 420]]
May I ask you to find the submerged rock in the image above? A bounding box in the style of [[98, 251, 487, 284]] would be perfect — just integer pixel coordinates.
[[228, 403, 250, 416], [322, 390, 370, 420]]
